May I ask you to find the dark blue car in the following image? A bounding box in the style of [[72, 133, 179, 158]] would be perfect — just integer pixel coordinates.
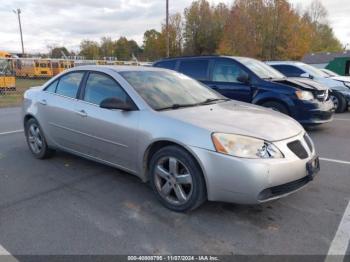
[[153, 56, 334, 125]]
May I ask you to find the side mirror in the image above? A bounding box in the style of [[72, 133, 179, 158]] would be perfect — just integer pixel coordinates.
[[301, 73, 313, 79], [100, 97, 137, 111], [237, 73, 250, 84]]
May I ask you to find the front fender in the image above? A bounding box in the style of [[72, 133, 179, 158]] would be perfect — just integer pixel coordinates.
[[253, 91, 295, 107]]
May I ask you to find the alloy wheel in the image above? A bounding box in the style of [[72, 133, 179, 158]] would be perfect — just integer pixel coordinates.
[[330, 95, 339, 110], [154, 156, 193, 206], [27, 123, 43, 154]]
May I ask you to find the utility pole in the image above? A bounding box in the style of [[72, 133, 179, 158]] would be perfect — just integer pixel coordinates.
[[166, 0, 169, 58], [13, 8, 25, 56]]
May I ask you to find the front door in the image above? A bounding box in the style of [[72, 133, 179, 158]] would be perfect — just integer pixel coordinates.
[[208, 59, 252, 102], [73, 72, 140, 172]]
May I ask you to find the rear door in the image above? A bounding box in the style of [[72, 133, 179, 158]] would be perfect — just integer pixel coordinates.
[[208, 58, 252, 102], [178, 59, 210, 82], [40, 71, 89, 152]]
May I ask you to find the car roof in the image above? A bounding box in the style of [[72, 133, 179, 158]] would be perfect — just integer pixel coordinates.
[[154, 55, 255, 63], [68, 65, 169, 73], [266, 61, 306, 66]]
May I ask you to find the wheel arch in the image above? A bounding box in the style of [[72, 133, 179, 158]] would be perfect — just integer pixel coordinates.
[[142, 139, 208, 195], [254, 96, 293, 116]]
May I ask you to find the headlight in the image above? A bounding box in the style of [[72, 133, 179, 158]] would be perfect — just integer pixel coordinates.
[[212, 133, 284, 159], [343, 82, 350, 88], [295, 90, 314, 100]]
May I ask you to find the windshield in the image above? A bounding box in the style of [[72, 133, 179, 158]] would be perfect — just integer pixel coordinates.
[[0, 60, 13, 76], [235, 57, 285, 79], [120, 70, 225, 110], [322, 69, 339, 77], [298, 63, 329, 78]]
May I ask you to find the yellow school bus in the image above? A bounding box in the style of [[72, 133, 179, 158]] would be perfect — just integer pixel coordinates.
[[52, 60, 75, 76], [0, 52, 16, 91], [96, 60, 107, 65], [14, 59, 53, 78]]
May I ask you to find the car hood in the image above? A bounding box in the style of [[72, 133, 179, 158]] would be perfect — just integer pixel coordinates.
[[271, 77, 327, 91], [331, 76, 350, 83], [162, 101, 303, 142]]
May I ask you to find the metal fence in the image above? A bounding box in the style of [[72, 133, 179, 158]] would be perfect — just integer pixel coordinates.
[[0, 58, 152, 108]]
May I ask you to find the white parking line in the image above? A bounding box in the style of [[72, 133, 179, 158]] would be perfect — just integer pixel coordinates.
[[0, 244, 11, 255], [0, 244, 18, 262], [320, 157, 350, 165], [334, 118, 350, 121], [0, 130, 23, 136], [326, 200, 350, 262]]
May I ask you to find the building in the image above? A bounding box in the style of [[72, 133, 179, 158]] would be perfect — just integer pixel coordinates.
[[302, 50, 350, 76]]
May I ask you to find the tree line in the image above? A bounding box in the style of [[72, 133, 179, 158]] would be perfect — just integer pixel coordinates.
[[49, 0, 343, 61]]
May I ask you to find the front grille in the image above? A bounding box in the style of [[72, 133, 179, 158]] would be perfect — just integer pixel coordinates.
[[304, 134, 313, 152], [258, 175, 312, 200], [287, 140, 308, 159]]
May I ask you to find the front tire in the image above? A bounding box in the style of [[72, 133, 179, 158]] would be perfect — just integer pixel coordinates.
[[25, 118, 54, 159], [149, 145, 206, 212], [330, 92, 347, 113]]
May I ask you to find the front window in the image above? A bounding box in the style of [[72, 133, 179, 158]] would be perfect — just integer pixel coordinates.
[[0, 60, 13, 76], [212, 60, 247, 83], [120, 70, 225, 110], [235, 57, 285, 79], [84, 73, 128, 105]]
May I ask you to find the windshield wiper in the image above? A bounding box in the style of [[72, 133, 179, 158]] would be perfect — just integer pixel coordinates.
[[198, 98, 230, 105], [156, 103, 199, 111], [157, 98, 230, 111]]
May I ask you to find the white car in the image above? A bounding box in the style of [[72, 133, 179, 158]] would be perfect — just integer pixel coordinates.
[[267, 61, 350, 113], [321, 68, 350, 85]]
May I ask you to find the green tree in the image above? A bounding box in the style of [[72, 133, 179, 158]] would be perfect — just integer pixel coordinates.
[[49, 46, 70, 58], [143, 29, 165, 61], [304, 0, 342, 52], [183, 0, 229, 55], [79, 40, 100, 60], [161, 12, 183, 57], [100, 37, 115, 58]]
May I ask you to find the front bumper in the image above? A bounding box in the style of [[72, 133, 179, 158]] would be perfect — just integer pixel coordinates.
[[294, 99, 334, 124], [190, 132, 317, 204]]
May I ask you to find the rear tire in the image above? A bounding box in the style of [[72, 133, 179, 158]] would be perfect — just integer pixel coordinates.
[[330, 92, 347, 113], [261, 101, 289, 115], [149, 145, 206, 212], [25, 118, 54, 159]]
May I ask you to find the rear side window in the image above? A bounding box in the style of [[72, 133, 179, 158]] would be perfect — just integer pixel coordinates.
[[154, 60, 177, 70], [271, 65, 304, 77], [56, 72, 84, 98], [83, 72, 128, 105], [178, 60, 209, 81], [45, 80, 58, 93]]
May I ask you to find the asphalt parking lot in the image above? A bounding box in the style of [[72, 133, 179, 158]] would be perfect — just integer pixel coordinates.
[[0, 107, 349, 257]]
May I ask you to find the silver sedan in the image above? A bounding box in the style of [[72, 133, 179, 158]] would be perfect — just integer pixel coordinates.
[[22, 66, 320, 211]]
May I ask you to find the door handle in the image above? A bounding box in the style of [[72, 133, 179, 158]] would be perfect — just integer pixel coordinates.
[[39, 99, 47, 106], [76, 109, 88, 117]]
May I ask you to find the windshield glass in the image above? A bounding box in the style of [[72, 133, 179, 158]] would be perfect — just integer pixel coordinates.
[[235, 57, 285, 79], [120, 70, 224, 110], [0, 60, 13, 76], [298, 63, 329, 77], [322, 69, 339, 77]]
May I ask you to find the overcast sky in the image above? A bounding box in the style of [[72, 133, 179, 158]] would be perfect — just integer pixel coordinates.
[[0, 0, 349, 54]]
